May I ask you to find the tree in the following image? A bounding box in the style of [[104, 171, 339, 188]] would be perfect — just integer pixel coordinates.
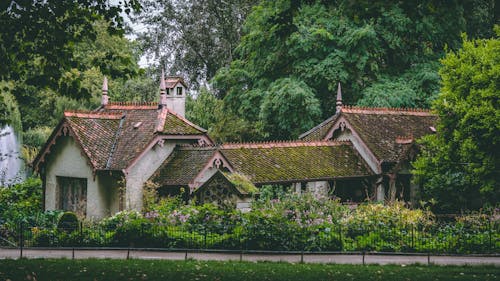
[[260, 78, 321, 139], [186, 88, 263, 143], [413, 28, 500, 213], [212, 0, 496, 140], [0, 0, 140, 92], [0, 1, 140, 129], [137, 0, 255, 88], [14, 19, 147, 129]]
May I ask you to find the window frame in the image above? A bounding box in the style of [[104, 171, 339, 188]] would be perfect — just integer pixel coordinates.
[[56, 176, 88, 217]]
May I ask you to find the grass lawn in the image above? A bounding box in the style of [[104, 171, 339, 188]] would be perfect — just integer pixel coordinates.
[[0, 259, 498, 281]]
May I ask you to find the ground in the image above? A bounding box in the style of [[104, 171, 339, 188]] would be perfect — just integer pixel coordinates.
[[0, 259, 498, 281]]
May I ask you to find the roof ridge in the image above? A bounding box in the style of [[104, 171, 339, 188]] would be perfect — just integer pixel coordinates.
[[64, 111, 124, 119], [343, 105, 434, 115], [221, 140, 351, 149], [105, 102, 158, 109], [177, 145, 218, 150]]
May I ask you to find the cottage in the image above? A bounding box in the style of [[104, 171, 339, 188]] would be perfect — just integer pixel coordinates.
[[33, 76, 437, 219]]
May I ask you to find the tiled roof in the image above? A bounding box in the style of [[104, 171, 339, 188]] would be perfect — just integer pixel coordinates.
[[34, 102, 210, 172], [99, 104, 160, 169], [300, 106, 438, 162], [165, 76, 187, 89], [157, 110, 207, 135], [98, 103, 208, 169], [150, 141, 372, 188], [150, 147, 217, 186], [64, 112, 122, 169], [220, 141, 372, 184]]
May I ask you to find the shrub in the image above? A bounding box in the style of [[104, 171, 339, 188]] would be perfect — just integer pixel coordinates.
[[57, 212, 79, 233], [0, 178, 42, 227]]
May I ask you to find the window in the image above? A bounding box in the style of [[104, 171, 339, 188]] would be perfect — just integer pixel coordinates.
[[166, 88, 170, 95], [176, 87, 183, 95], [57, 176, 87, 217]]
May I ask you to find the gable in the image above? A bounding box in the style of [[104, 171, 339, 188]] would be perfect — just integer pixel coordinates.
[[340, 108, 437, 163], [150, 147, 217, 187], [299, 107, 438, 164], [33, 112, 123, 172]]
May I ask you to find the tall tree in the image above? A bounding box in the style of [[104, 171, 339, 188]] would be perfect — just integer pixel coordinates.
[[137, 0, 255, 88], [15, 19, 147, 129], [0, 0, 140, 129], [413, 28, 500, 213], [212, 0, 496, 141]]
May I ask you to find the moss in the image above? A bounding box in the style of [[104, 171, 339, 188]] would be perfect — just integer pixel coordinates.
[[221, 144, 371, 183], [224, 172, 258, 194], [162, 113, 204, 135]]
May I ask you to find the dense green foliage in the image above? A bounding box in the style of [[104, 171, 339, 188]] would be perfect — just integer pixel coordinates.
[[413, 28, 500, 213], [207, 0, 496, 140], [1, 260, 498, 281], [0, 178, 48, 228], [0, 0, 141, 130], [3, 191, 498, 253]]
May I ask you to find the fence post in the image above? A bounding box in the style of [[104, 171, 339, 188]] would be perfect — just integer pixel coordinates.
[[80, 221, 83, 245], [411, 225, 414, 249], [204, 226, 207, 249], [339, 224, 343, 251], [489, 217, 493, 252], [19, 222, 24, 259]]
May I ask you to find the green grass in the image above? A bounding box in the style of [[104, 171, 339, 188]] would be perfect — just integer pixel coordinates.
[[0, 259, 498, 281]]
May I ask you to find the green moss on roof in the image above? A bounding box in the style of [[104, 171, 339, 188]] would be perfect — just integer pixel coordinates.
[[162, 113, 205, 135], [223, 172, 258, 194], [221, 143, 371, 184], [299, 109, 438, 162], [343, 112, 437, 162], [151, 148, 216, 186]]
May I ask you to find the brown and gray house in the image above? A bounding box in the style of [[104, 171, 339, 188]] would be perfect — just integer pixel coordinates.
[[33, 77, 437, 219]]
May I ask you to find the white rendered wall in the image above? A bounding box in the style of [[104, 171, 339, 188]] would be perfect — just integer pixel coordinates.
[[44, 136, 117, 219], [306, 181, 329, 198], [125, 142, 176, 211]]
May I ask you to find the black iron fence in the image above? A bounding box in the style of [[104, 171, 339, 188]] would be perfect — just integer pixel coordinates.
[[1, 220, 498, 254]]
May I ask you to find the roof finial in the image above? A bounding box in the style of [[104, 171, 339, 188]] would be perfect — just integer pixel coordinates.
[[336, 82, 342, 113], [159, 69, 167, 109], [101, 76, 109, 106]]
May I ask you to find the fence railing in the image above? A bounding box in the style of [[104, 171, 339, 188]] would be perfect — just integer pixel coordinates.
[[1, 220, 498, 254]]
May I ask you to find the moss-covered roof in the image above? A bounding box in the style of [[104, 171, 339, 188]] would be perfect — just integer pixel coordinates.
[[300, 107, 438, 162], [160, 112, 206, 135], [150, 141, 372, 188], [150, 147, 217, 186], [223, 172, 258, 194], [220, 141, 372, 184]]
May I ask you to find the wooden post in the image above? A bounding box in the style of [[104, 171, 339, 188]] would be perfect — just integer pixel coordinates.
[[19, 222, 23, 259]]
